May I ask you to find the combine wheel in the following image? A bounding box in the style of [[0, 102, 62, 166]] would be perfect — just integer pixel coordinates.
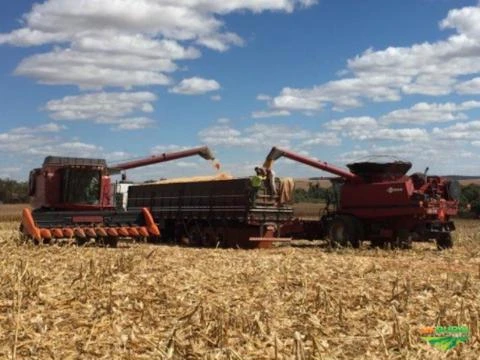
[[76, 237, 87, 247], [328, 216, 359, 248], [392, 229, 412, 250], [106, 237, 118, 248], [97, 236, 118, 248], [370, 238, 387, 249], [436, 233, 453, 250]]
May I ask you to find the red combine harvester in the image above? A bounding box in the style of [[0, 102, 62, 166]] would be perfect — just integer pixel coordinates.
[[21, 146, 217, 246], [265, 147, 459, 249]]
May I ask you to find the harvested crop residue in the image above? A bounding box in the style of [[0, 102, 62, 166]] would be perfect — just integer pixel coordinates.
[[0, 220, 479, 359]]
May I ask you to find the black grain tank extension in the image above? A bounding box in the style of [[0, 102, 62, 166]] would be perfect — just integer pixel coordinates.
[[346, 161, 412, 181]]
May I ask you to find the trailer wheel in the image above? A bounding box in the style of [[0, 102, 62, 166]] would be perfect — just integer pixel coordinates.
[[437, 233, 453, 250], [202, 227, 219, 247], [328, 216, 359, 248]]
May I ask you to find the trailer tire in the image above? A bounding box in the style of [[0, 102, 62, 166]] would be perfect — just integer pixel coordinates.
[[328, 216, 359, 248], [437, 233, 453, 250]]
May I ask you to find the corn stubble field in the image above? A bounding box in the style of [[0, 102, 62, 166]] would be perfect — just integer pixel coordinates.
[[1, 205, 479, 359]]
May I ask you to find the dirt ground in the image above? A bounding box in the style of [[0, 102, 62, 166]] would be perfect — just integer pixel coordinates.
[[0, 216, 479, 359]]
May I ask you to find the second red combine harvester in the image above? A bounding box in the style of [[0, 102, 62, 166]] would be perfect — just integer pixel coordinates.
[[21, 146, 217, 246], [265, 147, 459, 249]]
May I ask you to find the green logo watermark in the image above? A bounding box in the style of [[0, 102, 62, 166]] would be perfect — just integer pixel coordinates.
[[419, 325, 469, 351]]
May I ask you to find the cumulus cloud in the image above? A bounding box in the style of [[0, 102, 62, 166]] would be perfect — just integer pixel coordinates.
[[380, 101, 480, 124], [97, 117, 156, 131], [0, 124, 65, 154], [170, 77, 220, 95], [26, 142, 104, 157], [300, 132, 341, 146], [325, 116, 378, 131], [456, 77, 480, 94], [0, 122, 138, 169], [325, 116, 428, 142], [45, 92, 156, 120], [10, 122, 66, 134], [0, 0, 316, 89], [44, 91, 157, 130], [251, 109, 291, 119], [432, 120, 480, 140], [16, 48, 173, 89], [199, 122, 332, 149], [258, 5, 480, 113]]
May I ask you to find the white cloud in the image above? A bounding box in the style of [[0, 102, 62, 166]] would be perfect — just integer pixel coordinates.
[[45, 92, 157, 121], [10, 122, 66, 134], [199, 122, 329, 149], [455, 77, 480, 94], [0, 123, 66, 154], [170, 77, 220, 95], [432, 120, 480, 140], [361, 128, 429, 142], [251, 109, 291, 118], [0, 167, 22, 178], [16, 49, 173, 89], [74, 34, 200, 61], [0, 0, 316, 89], [211, 94, 222, 101], [198, 124, 250, 146], [381, 101, 480, 124], [44, 92, 157, 130], [196, 32, 244, 52], [324, 115, 428, 142], [26, 141, 104, 157], [98, 117, 155, 131], [301, 132, 341, 146], [257, 94, 272, 101], [325, 116, 378, 131], [150, 144, 188, 154], [258, 5, 480, 114]]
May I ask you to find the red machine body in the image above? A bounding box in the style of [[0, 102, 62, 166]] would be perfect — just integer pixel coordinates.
[[29, 157, 113, 210], [28, 146, 216, 211], [21, 146, 216, 245], [266, 147, 459, 249]]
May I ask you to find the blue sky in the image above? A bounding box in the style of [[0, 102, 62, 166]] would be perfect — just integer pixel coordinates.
[[1, 0, 480, 181]]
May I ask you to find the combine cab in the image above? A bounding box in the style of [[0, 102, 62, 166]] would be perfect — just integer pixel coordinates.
[[266, 147, 459, 249], [21, 146, 217, 246]]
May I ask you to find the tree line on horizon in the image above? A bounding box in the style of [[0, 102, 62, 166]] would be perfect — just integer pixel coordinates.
[[0, 178, 29, 204]]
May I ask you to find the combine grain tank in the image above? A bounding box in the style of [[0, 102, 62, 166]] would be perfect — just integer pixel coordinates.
[[265, 147, 459, 249], [127, 177, 294, 248], [21, 146, 217, 246]]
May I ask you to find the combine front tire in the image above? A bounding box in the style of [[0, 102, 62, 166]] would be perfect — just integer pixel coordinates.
[[393, 229, 412, 250], [328, 216, 360, 248], [437, 233, 453, 250]]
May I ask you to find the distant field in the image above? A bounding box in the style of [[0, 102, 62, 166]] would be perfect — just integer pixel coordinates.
[[0, 204, 25, 223], [293, 202, 325, 219], [459, 178, 480, 186], [294, 178, 332, 190]]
